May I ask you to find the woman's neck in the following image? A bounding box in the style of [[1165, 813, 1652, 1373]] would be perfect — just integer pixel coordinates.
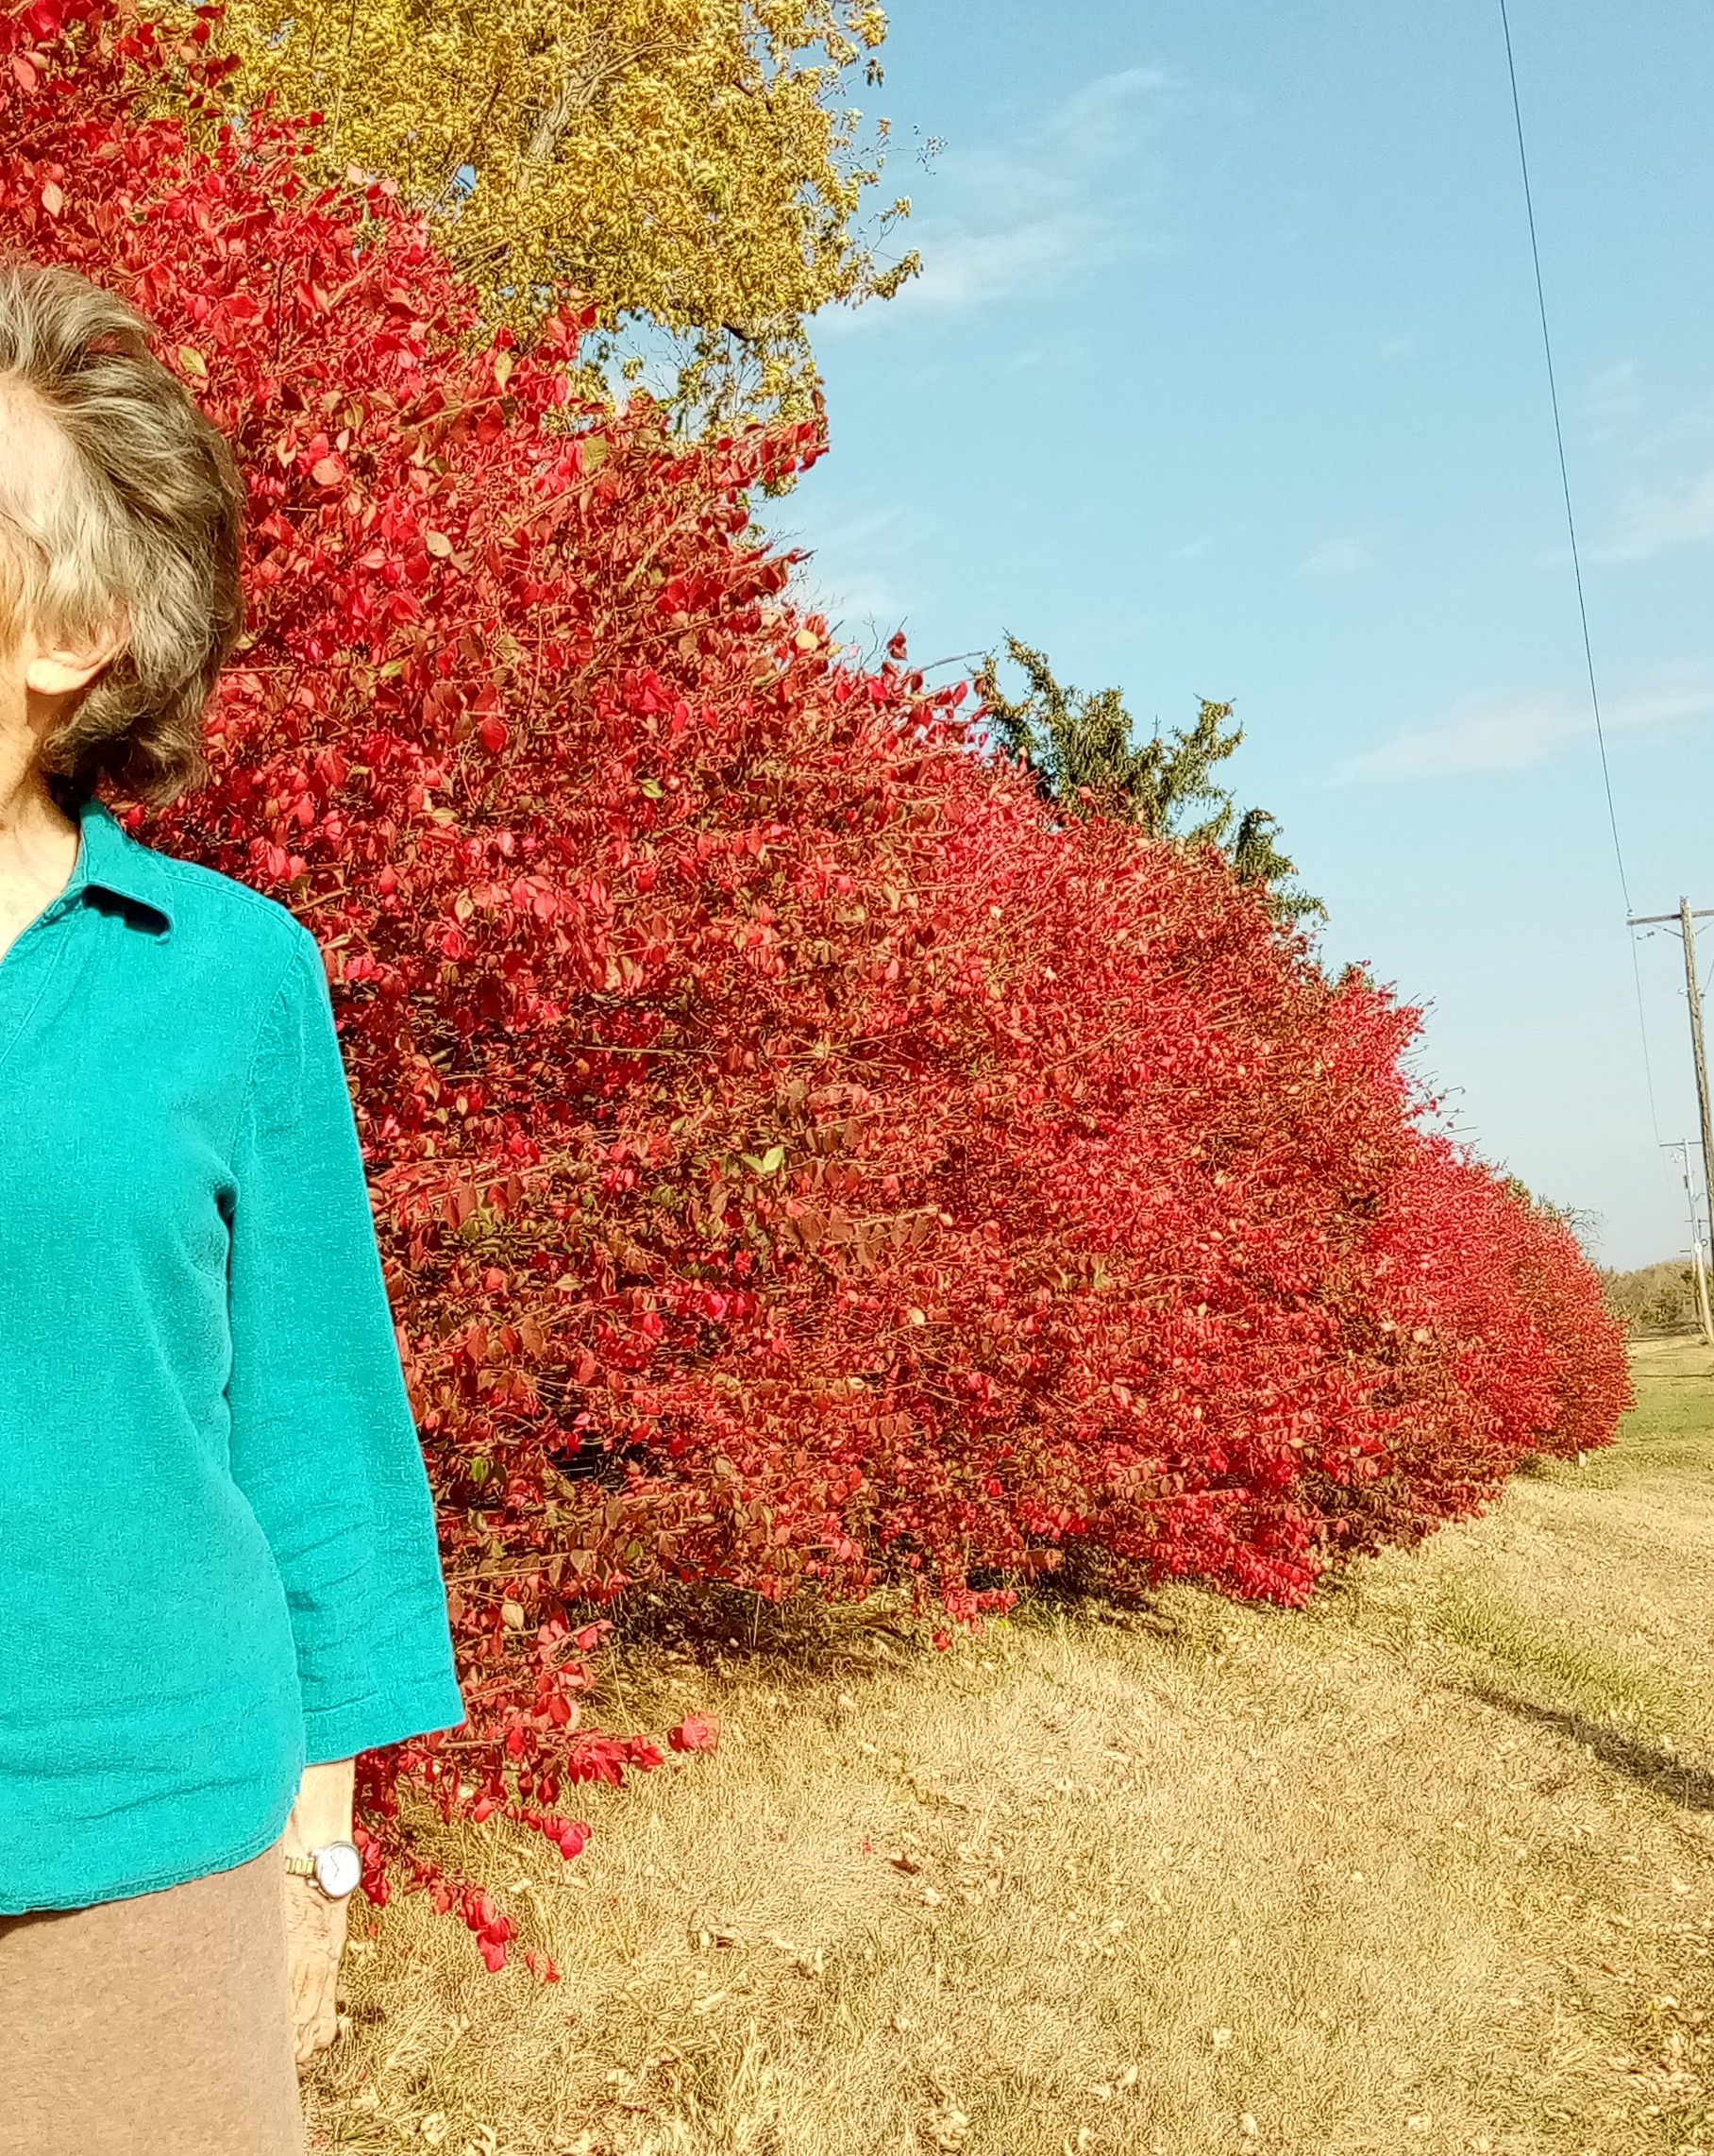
[[0, 762, 80, 962]]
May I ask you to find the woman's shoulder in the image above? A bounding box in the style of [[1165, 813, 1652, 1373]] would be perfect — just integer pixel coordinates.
[[124, 833, 324, 992]]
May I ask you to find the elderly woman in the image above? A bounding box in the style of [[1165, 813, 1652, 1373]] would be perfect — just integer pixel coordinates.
[[0, 261, 462, 2152]]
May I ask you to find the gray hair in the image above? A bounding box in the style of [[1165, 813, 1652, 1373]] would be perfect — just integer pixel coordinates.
[[0, 259, 243, 803]]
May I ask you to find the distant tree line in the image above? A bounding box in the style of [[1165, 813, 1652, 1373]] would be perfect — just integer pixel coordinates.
[[1601, 1259, 1703, 1334]]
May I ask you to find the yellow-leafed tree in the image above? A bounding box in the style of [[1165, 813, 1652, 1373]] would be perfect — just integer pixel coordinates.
[[207, 0, 917, 425]]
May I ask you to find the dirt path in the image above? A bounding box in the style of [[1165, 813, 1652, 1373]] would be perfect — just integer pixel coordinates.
[[309, 1342, 1714, 2155]]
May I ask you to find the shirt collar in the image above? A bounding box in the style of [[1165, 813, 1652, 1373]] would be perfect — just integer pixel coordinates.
[[69, 797, 176, 934]]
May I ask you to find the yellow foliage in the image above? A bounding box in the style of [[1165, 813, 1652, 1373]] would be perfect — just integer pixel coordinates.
[[206, 0, 918, 424]]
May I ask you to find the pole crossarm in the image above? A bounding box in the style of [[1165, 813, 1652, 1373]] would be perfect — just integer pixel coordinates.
[[1631, 910, 1714, 926]]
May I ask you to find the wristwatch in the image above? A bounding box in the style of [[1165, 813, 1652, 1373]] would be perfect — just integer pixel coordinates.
[[283, 1840, 363, 1899]]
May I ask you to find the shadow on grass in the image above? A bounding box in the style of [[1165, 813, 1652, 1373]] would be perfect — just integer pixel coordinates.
[[1480, 1683, 1714, 1812]]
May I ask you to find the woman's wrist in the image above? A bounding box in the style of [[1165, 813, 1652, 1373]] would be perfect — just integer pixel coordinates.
[[283, 1756, 356, 1857]]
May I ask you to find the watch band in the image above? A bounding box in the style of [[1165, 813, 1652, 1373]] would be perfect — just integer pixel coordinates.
[[283, 1840, 363, 1899]]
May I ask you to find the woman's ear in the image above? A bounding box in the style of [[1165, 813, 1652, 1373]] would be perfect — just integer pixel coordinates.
[[24, 617, 125, 700]]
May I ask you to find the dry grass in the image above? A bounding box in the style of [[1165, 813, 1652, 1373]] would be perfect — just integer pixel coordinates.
[[307, 1341, 1714, 2155]]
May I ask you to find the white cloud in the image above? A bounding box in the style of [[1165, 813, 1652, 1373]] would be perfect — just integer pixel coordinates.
[[1582, 360, 1642, 438], [905, 217, 1112, 311], [1302, 535, 1372, 579], [773, 504, 922, 643], [1170, 521, 1251, 563], [1608, 465, 1714, 561], [1336, 675, 1714, 783], [834, 67, 1170, 323]]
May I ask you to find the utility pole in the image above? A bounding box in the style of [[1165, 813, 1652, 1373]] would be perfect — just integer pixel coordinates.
[[1661, 1140, 1714, 1343], [1682, 898, 1714, 1238], [1630, 899, 1714, 1315]]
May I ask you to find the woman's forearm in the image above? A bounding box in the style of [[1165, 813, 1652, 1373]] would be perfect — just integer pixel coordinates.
[[281, 1758, 357, 2063], [283, 1758, 355, 1854]]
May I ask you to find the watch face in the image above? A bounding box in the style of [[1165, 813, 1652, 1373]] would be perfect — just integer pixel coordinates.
[[314, 1842, 362, 1898]]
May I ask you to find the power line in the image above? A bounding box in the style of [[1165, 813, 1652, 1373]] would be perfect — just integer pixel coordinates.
[[1497, 0, 1668, 1153], [1623, 905, 1669, 1154], [1627, 915, 1670, 1153], [1497, 0, 1628, 908]]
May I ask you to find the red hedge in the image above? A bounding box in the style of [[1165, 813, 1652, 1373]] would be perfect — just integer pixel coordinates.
[[0, 0, 1631, 1960]]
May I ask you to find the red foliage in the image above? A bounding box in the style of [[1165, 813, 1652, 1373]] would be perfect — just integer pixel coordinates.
[[1313, 1141, 1632, 1555], [0, 0, 1631, 1962]]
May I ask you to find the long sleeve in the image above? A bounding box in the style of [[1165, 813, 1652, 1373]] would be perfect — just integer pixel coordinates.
[[226, 929, 464, 1764]]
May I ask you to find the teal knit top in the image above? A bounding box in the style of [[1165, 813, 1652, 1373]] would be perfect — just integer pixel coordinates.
[[0, 798, 462, 1912]]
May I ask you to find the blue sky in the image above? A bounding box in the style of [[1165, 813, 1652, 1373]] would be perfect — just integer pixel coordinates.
[[765, 0, 1714, 1270]]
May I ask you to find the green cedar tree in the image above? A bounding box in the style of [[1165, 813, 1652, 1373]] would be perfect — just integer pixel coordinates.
[[976, 634, 1323, 924]]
